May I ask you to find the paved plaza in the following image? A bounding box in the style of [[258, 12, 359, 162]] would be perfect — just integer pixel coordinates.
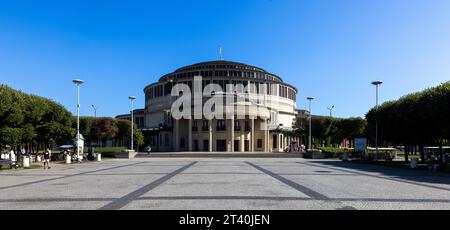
[[0, 158, 450, 210]]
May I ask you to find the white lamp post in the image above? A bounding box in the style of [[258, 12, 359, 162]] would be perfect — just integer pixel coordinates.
[[73, 79, 84, 161], [129, 96, 136, 151], [372, 80, 383, 158], [307, 97, 314, 150]]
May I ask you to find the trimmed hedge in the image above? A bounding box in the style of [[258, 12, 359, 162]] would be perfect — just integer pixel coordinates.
[[366, 81, 450, 146], [319, 147, 346, 159], [85, 147, 127, 158]]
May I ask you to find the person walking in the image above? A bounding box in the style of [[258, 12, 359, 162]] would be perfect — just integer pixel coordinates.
[[43, 148, 51, 170]]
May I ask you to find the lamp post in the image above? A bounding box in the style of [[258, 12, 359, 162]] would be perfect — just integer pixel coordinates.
[[129, 96, 136, 151], [307, 97, 314, 150], [91, 104, 100, 152], [372, 81, 383, 158], [327, 105, 335, 118], [73, 79, 84, 161], [91, 105, 99, 118]]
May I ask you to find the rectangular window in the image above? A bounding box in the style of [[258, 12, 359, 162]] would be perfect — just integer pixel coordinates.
[[202, 120, 210, 131], [257, 139, 263, 148], [192, 121, 198, 132], [245, 121, 250, 132], [273, 135, 278, 149], [217, 120, 226, 131], [234, 120, 241, 131], [203, 140, 209, 151]]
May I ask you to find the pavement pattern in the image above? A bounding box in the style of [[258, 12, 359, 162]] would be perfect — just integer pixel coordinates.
[[0, 158, 450, 210]]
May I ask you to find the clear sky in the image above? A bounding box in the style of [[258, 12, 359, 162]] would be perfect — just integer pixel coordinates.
[[1, 0, 449, 118]]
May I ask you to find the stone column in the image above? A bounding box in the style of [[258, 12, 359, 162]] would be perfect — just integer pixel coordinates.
[[209, 119, 213, 152], [188, 118, 193, 152], [174, 119, 180, 152], [251, 117, 255, 152], [230, 117, 235, 152], [240, 119, 245, 152], [264, 119, 269, 152]]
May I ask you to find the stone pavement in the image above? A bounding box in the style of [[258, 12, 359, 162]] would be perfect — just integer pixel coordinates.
[[0, 158, 449, 210]]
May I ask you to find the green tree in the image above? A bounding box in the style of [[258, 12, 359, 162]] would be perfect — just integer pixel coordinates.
[[0, 85, 74, 153], [91, 118, 119, 145], [366, 81, 450, 162]]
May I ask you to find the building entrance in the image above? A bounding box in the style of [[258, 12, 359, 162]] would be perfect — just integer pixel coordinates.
[[216, 140, 227, 152]]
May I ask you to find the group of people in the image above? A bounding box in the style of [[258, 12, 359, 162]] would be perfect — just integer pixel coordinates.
[[0, 149, 17, 163], [289, 143, 305, 153], [1, 147, 52, 170]]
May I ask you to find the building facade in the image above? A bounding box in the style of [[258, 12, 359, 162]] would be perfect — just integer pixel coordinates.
[[136, 60, 300, 152], [116, 109, 146, 130]]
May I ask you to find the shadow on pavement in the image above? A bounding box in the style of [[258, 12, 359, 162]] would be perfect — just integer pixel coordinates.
[[302, 160, 450, 187]]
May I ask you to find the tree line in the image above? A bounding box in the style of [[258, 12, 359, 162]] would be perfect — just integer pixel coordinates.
[[366, 81, 450, 162], [0, 85, 74, 152], [291, 115, 367, 148], [0, 85, 143, 154], [77, 116, 144, 148]]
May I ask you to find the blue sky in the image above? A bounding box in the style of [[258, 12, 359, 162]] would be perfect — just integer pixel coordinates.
[[1, 0, 449, 118]]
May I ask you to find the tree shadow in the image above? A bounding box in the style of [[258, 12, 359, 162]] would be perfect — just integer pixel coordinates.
[[301, 160, 450, 187]]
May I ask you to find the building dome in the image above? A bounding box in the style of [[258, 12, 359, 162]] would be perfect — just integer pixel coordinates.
[[136, 59, 300, 153], [174, 60, 268, 74], [157, 60, 285, 83]]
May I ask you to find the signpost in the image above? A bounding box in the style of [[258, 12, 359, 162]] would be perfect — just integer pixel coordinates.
[[354, 138, 368, 152]]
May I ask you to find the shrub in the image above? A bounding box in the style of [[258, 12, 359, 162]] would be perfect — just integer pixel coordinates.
[[88, 147, 127, 158], [319, 147, 346, 159]]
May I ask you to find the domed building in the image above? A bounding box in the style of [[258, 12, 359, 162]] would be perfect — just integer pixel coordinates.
[[140, 60, 300, 152]]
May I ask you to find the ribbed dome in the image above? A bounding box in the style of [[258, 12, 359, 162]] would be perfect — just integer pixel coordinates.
[[174, 60, 268, 73], [157, 60, 284, 83]]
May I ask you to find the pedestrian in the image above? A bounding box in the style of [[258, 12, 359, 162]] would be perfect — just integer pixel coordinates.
[[10, 150, 17, 168], [43, 148, 51, 170], [21, 147, 26, 156]]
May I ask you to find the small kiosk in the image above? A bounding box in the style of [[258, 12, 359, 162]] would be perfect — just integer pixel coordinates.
[[73, 133, 85, 162]]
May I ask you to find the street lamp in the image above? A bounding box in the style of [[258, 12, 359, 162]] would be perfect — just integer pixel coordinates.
[[91, 105, 99, 118], [372, 80, 383, 158], [327, 105, 335, 118], [307, 97, 314, 150], [73, 79, 84, 161], [129, 96, 136, 151], [91, 104, 100, 151]]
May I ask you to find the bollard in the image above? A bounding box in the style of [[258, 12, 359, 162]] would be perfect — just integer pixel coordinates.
[[65, 154, 71, 164], [97, 153, 102, 162], [23, 157, 30, 168]]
